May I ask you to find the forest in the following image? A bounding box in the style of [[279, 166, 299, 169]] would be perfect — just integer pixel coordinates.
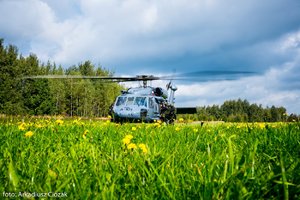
[[1, 39, 299, 122], [178, 99, 299, 122], [0, 39, 122, 117]]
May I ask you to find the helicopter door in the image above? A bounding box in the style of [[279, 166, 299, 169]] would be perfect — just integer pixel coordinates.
[[149, 97, 159, 119]]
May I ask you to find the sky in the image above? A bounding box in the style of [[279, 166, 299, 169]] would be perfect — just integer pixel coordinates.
[[1, 0, 300, 114]]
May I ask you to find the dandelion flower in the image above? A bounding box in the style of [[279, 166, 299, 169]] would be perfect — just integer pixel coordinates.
[[258, 123, 265, 129], [175, 127, 180, 131], [18, 122, 26, 131], [122, 138, 130, 145], [138, 143, 148, 154], [56, 119, 64, 125], [154, 122, 161, 128], [125, 134, 133, 140], [131, 127, 137, 131], [73, 119, 82, 125], [82, 130, 89, 139], [35, 123, 43, 128], [122, 134, 133, 145], [179, 118, 184, 122], [127, 143, 137, 150], [24, 131, 34, 137]]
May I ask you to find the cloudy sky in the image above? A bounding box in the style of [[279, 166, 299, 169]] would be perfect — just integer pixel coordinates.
[[1, 0, 300, 113]]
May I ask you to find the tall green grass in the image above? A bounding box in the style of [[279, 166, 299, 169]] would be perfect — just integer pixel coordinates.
[[0, 118, 299, 199]]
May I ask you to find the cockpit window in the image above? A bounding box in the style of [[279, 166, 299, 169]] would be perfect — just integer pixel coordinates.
[[134, 97, 147, 107], [116, 97, 127, 106], [126, 97, 134, 105]]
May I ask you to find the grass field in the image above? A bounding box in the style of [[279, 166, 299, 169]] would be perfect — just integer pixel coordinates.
[[0, 116, 299, 199]]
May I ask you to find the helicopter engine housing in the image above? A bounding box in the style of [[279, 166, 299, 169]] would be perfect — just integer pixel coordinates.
[[154, 87, 168, 99]]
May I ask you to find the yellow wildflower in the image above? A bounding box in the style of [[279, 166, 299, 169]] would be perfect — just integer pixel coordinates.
[[154, 122, 161, 128], [122, 134, 133, 145], [56, 119, 64, 125], [83, 130, 89, 139], [175, 127, 180, 131], [24, 131, 34, 137], [18, 122, 26, 131], [35, 123, 43, 128], [193, 128, 198, 133], [138, 143, 148, 154], [179, 118, 184, 123], [257, 123, 265, 129], [156, 119, 162, 124], [73, 119, 82, 125], [122, 138, 131, 145], [125, 134, 133, 140], [127, 143, 137, 150], [131, 127, 137, 131]]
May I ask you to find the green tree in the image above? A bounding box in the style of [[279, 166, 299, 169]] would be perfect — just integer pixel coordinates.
[[0, 40, 24, 114], [21, 54, 55, 115]]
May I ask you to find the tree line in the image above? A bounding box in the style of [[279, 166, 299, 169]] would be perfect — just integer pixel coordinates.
[[0, 39, 123, 117], [178, 99, 299, 122]]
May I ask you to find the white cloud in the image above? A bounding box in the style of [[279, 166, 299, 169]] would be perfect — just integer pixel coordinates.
[[0, 0, 53, 39], [175, 70, 300, 113], [3, 0, 299, 69]]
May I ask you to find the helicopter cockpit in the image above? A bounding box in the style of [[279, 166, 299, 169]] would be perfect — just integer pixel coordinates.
[[111, 94, 163, 122], [115, 96, 148, 107]]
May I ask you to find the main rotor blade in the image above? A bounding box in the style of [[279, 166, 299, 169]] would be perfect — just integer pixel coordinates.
[[171, 70, 257, 81], [22, 70, 256, 82], [22, 75, 161, 82]]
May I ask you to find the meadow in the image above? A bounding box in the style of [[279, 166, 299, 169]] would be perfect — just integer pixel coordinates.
[[0, 116, 299, 199]]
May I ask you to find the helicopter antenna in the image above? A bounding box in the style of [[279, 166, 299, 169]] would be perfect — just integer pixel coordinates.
[[166, 69, 176, 104], [166, 69, 176, 90]]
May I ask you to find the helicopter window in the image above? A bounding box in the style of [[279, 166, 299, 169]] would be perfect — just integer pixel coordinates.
[[149, 97, 154, 108], [126, 97, 134, 105], [134, 97, 147, 107], [116, 97, 127, 106]]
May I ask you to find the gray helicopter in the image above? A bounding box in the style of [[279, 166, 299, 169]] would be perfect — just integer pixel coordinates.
[[108, 75, 193, 123], [24, 70, 254, 123]]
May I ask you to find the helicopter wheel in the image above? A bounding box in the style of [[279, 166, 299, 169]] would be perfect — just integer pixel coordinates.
[[111, 113, 120, 123], [160, 107, 176, 124]]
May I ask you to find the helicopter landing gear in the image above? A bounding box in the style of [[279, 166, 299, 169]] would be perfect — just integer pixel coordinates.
[[140, 109, 148, 122], [160, 103, 176, 124]]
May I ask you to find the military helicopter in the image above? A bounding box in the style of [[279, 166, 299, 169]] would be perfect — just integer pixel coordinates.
[[107, 75, 193, 123], [24, 70, 254, 123]]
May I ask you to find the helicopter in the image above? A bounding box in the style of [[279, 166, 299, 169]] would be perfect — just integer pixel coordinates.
[[24, 70, 254, 123], [107, 75, 196, 123]]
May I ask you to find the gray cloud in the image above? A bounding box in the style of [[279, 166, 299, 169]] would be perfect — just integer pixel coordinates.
[[175, 30, 300, 113]]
